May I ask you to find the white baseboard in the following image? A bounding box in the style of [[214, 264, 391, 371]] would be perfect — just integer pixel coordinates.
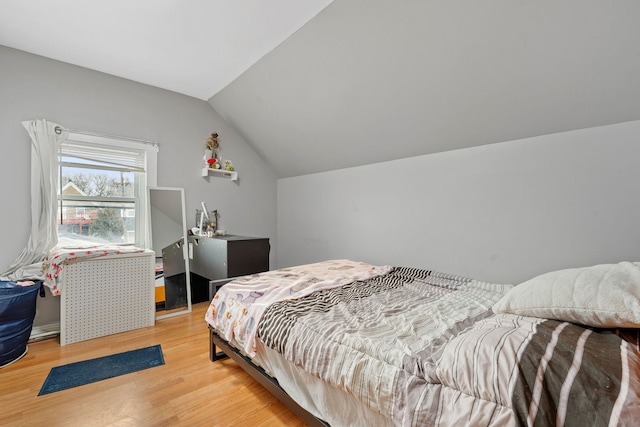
[[29, 321, 60, 342]]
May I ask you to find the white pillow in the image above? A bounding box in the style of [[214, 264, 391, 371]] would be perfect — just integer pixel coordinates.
[[492, 261, 640, 328]]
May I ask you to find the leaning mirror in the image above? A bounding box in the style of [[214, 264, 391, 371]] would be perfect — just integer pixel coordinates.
[[148, 187, 192, 319]]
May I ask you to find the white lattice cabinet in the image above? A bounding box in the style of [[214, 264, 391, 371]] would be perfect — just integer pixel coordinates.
[[59, 250, 155, 345]]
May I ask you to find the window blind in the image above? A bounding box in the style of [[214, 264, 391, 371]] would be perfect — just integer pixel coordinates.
[[60, 140, 146, 173]]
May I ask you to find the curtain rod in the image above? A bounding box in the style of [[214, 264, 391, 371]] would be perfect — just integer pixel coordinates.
[[54, 125, 158, 148]]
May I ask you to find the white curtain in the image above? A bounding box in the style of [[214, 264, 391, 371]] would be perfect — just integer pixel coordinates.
[[0, 120, 68, 281]]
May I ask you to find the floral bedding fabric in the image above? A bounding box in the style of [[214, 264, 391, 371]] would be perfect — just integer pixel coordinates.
[[205, 259, 392, 357], [43, 244, 145, 295]]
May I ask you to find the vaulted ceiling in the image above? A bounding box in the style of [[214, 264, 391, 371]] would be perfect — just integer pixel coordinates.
[[209, 1, 640, 177], [2, 1, 639, 178], [0, 0, 333, 99]]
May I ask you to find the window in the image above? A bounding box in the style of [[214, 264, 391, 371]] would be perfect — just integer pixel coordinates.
[[57, 132, 158, 247]]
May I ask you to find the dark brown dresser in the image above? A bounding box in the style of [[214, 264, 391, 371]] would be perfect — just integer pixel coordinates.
[[187, 235, 270, 303]]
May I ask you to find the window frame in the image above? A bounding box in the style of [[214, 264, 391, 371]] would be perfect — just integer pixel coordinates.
[[58, 131, 158, 248]]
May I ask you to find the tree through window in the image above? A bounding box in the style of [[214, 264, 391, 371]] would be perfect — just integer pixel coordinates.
[[58, 136, 156, 246]]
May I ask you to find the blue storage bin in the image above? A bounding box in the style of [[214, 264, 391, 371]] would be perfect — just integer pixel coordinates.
[[0, 281, 40, 368]]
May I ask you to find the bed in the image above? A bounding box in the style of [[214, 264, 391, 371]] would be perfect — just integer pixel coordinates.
[[205, 259, 640, 426]]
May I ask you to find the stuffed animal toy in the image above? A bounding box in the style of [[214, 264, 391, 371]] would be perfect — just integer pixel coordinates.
[[205, 132, 220, 153], [204, 132, 221, 166]]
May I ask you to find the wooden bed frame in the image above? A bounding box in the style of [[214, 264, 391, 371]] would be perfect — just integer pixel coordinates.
[[209, 327, 329, 427]]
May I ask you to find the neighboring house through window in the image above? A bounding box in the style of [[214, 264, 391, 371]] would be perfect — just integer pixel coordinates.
[[58, 131, 158, 247]]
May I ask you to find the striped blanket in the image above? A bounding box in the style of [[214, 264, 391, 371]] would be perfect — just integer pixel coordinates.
[[256, 266, 640, 426], [206, 260, 392, 357]]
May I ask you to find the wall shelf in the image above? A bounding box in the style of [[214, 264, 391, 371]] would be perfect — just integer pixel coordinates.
[[201, 167, 238, 181]]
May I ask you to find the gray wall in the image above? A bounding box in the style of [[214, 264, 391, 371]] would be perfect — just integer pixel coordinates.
[[0, 45, 277, 326], [211, 0, 640, 178], [278, 120, 640, 284]]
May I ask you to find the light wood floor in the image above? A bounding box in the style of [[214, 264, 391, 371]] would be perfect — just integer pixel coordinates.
[[1, 302, 308, 427]]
